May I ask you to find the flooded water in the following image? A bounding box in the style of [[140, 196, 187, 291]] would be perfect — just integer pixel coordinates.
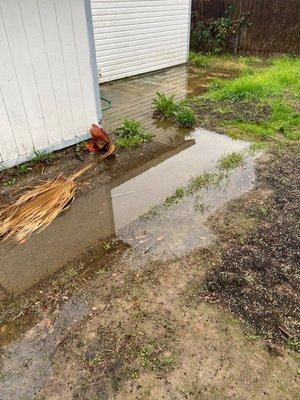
[[0, 64, 243, 297], [101, 64, 235, 145], [0, 66, 262, 400], [0, 129, 252, 296]]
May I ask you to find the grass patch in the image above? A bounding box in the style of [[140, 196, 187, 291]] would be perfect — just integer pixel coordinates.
[[189, 51, 211, 68], [189, 52, 266, 73], [164, 187, 186, 208], [115, 118, 153, 149], [207, 57, 300, 102], [160, 172, 224, 210], [218, 152, 244, 170], [153, 92, 196, 128], [32, 149, 56, 165], [189, 55, 300, 141], [249, 142, 268, 153]]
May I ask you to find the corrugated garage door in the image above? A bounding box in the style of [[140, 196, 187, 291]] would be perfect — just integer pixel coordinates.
[[91, 0, 191, 82]]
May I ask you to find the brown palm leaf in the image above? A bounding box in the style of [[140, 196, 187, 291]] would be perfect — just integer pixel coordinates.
[[0, 143, 116, 243]]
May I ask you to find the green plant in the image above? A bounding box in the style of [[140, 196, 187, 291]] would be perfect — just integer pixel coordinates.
[[32, 149, 56, 165], [18, 163, 32, 174], [115, 118, 153, 149], [75, 142, 86, 153], [218, 152, 244, 170], [153, 92, 196, 128], [188, 172, 223, 193], [4, 178, 16, 188], [153, 92, 178, 118], [175, 106, 196, 128], [287, 337, 299, 351], [163, 187, 186, 207]]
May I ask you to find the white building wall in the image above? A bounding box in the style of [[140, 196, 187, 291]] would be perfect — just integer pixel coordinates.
[[91, 0, 191, 82], [0, 0, 101, 169]]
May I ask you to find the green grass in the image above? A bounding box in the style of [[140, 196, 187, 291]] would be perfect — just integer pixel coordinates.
[[189, 52, 266, 73], [200, 56, 300, 141], [32, 149, 56, 165], [189, 51, 211, 68], [208, 57, 300, 102], [218, 152, 244, 170], [18, 163, 32, 174], [188, 171, 223, 193], [249, 142, 268, 153], [163, 187, 186, 207], [115, 118, 153, 149], [161, 172, 224, 209]]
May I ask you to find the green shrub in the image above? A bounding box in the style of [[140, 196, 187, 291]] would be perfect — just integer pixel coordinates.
[[190, 7, 247, 54]]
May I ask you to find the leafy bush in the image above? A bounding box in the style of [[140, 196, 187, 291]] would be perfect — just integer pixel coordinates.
[[115, 119, 153, 149], [190, 7, 247, 54]]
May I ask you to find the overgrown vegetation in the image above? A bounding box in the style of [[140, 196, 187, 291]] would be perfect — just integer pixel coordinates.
[[190, 6, 247, 54], [161, 171, 224, 209], [153, 92, 196, 128], [115, 118, 153, 149]]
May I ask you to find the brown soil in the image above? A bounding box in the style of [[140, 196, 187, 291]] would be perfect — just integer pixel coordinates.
[[202, 144, 300, 348], [190, 98, 272, 138]]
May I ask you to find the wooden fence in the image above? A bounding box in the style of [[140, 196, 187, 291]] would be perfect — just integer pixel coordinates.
[[191, 0, 300, 55]]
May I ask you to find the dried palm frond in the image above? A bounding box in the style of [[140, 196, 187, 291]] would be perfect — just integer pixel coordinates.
[[0, 143, 116, 244]]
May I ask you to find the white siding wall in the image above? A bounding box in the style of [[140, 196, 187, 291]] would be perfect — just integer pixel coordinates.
[[0, 0, 101, 169], [91, 0, 191, 82]]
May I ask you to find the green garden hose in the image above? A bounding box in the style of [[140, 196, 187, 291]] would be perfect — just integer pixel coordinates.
[[101, 96, 112, 111]]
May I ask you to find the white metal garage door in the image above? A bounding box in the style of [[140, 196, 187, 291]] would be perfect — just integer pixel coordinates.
[[91, 0, 191, 83]]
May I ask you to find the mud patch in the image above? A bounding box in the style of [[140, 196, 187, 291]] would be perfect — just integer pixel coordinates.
[[190, 98, 272, 140]]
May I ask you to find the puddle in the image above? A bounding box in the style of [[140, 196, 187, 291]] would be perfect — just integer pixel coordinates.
[[0, 65, 243, 297], [0, 129, 251, 297], [101, 64, 236, 145]]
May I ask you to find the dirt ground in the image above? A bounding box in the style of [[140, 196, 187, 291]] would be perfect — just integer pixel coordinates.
[[1, 144, 299, 400], [203, 144, 300, 348]]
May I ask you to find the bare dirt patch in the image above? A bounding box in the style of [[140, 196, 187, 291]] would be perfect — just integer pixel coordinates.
[[202, 144, 300, 348]]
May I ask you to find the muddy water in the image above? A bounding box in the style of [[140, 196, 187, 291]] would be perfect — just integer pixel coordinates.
[[0, 129, 251, 297], [0, 65, 239, 297]]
